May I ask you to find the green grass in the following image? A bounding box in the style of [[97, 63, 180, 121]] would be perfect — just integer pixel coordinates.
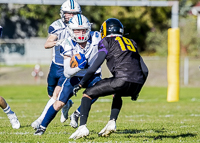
[[0, 85, 200, 142]]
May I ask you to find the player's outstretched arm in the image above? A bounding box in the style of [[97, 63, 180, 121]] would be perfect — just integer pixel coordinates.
[[79, 51, 106, 87], [44, 34, 58, 49]]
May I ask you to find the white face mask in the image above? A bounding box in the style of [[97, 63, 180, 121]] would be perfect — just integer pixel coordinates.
[[68, 14, 91, 43]]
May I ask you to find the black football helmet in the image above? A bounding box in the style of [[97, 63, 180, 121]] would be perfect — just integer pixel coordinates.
[[100, 18, 124, 39]]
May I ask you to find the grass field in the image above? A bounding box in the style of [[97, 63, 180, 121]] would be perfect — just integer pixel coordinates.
[[0, 85, 200, 142]]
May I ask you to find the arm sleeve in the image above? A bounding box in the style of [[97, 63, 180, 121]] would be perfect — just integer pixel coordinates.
[[64, 57, 81, 78], [79, 51, 107, 87], [140, 56, 148, 80]]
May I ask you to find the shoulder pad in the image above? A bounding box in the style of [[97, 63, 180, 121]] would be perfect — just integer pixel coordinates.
[[62, 38, 72, 47], [48, 19, 66, 35], [49, 19, 65, 29]]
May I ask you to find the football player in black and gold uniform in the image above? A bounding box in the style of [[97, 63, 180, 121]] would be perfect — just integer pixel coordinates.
[[69, 18, 148, 139]]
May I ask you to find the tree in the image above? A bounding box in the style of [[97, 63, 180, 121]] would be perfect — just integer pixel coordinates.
[[179, 17, 200, 57], [2, 2, 199, 56], [0, 4, 60, 38], [83, 6, 171, 53]]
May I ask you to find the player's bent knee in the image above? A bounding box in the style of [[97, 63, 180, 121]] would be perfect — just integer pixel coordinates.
[[83, 94, 92, 100], [53, 101, 65, 111]]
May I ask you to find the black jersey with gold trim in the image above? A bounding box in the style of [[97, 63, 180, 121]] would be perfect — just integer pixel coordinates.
[[98, 36, 145, 84]]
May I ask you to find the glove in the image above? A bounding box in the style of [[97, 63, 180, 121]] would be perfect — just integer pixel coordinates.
[[75, 52, 87, 69], [73, 84, 81, 96]]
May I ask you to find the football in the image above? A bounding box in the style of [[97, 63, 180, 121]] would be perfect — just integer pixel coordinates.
[[70, 54, 81, 68]]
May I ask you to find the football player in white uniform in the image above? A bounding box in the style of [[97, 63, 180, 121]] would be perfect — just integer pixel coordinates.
[[0, 96, 20, 129], [31, 0, 82, 129], [34, 14, 102, 135], [0, 26, 20, 129]]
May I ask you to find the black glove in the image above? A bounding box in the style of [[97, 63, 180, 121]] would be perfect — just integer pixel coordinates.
[[73, 84, 81, 96]]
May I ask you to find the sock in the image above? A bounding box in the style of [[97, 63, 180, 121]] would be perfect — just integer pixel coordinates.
[[77, 98, 97, 113], [110, 108, 120, 121], [77, 106, 81, 113], [80, 97, 92, 126], [40, 105, 58, 128], [3, 104, 14, 115], [110, 96, 122, 121], [38, 98, 56, 121]]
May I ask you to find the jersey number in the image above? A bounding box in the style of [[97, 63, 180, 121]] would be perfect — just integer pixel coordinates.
[[115, 37, 136, 52]]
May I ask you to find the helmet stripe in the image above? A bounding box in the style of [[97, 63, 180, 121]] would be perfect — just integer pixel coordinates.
[[101, 21, 106, 38], [70, 0, 74, 9], [77, 14, 82, 25]]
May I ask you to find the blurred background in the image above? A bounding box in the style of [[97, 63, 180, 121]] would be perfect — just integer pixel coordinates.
[[0, 0, 199, 87]]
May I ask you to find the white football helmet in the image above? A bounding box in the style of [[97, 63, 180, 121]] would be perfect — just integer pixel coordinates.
[[60, 0, 82, 23], [68, 14, 91, 43]]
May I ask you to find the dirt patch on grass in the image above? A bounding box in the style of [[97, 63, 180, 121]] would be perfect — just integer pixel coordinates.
[[0, 66, 49, 85]]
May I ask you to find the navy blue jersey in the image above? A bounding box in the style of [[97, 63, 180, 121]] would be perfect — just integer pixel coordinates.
[[98, 36, 144, 84]]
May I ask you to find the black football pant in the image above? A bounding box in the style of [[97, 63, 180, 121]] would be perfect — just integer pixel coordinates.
[[80, 77, 143, 124], [84, 77, 143, 100]]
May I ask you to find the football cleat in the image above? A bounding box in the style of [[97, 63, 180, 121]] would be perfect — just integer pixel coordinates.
[[34, 125, 46, 135], [69, 125, 89, 139], [7, 113, 20, 129], [60, 99, 73, 123], [31, 119, 42, 130], [70, 111, 80, 128], [98, 119, 116, 137]]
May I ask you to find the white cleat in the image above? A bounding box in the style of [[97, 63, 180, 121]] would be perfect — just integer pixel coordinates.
[[7, 113, 20, 129], [98, 119, 116, 137], [31, 119, 42, 130], [60, 99, 73, 123], [70, 112, 79, 128], [69, 125, 89, 139]]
